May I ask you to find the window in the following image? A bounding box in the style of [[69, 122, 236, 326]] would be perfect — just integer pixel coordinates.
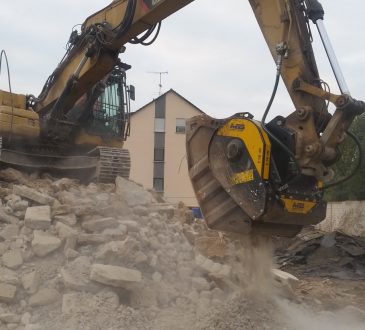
[[153, 162, 164, 178], [154, 148, 164, 161], [155, 96, 166, 118], [155, 118, 165, 132], [153, 178, 164, 192], [176, 118, 186, 134], [154, 132, 165, 148]]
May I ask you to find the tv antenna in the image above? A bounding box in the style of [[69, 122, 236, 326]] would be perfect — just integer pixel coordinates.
[[148, 71, 168, 95]]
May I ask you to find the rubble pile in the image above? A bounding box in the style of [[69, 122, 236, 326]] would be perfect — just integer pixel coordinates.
[[275, 228, 365, 280], [0, 169, 287, 330]]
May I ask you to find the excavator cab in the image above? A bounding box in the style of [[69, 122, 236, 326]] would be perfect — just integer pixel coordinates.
[[66, 63, 133, 143], [86, 64, 132, 141]]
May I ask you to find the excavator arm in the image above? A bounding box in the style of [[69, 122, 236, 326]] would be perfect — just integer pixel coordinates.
[[186, 0, 365, 237], [34, 0, 193, 136]]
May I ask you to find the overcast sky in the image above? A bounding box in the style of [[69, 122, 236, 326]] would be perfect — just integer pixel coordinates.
[[1, 0, 364, 120]]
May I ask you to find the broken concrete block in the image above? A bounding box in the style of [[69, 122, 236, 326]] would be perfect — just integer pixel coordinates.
[[24, 206, 51, 230], [272, 268, 299, 293], [191, 277, 211, 291], [28, 288, 60, 307], [95, 239, 139, 265], [2, 249, 23, 269], [21, 270, 40, 294], [115, 176, 153, 207], [77, 234, 107, 245], [102, 224, 128, 241], [11, 200, 29, 212], [53, 213, 77, 227], [55, 222, 78, 240], [81, 217, 119, 232], [13, 185, 55, 205], [31, 231, 61, 257], [60, 256, 98, 293], [51, 178, 78, 192], [0, 208, 19, 224], [195, 254, 231, 278], [62, 291, 119, 315], [90, 264, 142, 288], [62, 293, 93, 315], [0, 267, 19, 285], [0, 313, 21, 324], [0, 224, 19, 241], [0, 283, 17, 303], [21, 312, 31, 325], [133, 205, 149, 216]]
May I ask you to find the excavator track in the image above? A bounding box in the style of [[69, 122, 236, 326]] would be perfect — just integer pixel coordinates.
[[94, 147, 131, 183], [0, 138, 130, 184]]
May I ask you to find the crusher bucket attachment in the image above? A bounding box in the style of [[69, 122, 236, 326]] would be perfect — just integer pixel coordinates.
[[186, 113, 327, 237]]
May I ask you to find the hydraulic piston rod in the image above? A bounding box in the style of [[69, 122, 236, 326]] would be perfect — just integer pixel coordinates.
[[305, 0, 351, 95], [316, 19, 350, 95]]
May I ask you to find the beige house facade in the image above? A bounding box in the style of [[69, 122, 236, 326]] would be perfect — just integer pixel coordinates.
[[124, 89, 203, 207]]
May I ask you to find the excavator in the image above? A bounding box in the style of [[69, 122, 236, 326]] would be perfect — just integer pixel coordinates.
[[0, 0, 364, 237]]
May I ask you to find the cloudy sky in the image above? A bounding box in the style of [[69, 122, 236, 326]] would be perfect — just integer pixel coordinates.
[[0, 0, 364, 120]]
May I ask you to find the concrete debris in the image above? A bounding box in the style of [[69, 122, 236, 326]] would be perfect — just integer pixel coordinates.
[[0, 208, 19, 224], [28, 288, 60, 307], [1, 168, 361, 330], [272, 268, 299, 290], [55, 221, 78, 240], [53, 213, 77, 227], [81, 217, 119, 232], [31, 230, 62, 257], [0, 313, 20, 324], [115, 176, 154, 206], [195, 254, 231, 278], [275, 228, 365, 279], [0, 283, 17, 303], [21, 271, 40, 294], [90, 264, 142, 288], [13, 185, 55, 205], [24, 206, 52, 230], [0, 224, 19, 241], [0, 267, 19, 285], [2, 249, 23, 269], [60, 256, 98, 293]]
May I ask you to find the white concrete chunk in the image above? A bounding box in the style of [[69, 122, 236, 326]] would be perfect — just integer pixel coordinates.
[[195, 254, 231, 278], [115, 176, 153, 207], [2, 249, 23, 269], [272, 268, 299, 290], [22, 270, 40, 294], [0, 313, 21, 324], [55, 222, 78, 240], [25, 206, 52, 230], [31, 230, 61, 257], [28, 288, 60, 307], [90, 264, 142, 288], [0, 283, 17, 303], [13, 185, 55, 205], [81, 217, 119, 232], [0, 224, 20, 241], [0, 267, 19, 285]]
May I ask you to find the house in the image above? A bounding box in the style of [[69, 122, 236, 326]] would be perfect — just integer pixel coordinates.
[[124, 89, 204, 207]]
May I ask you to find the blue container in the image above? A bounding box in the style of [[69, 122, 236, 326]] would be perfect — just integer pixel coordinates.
[[192, 207, 203, 219]]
